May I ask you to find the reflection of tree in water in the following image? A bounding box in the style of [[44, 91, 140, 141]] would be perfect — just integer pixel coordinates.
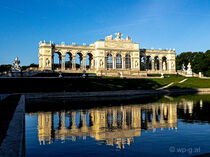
[[178, 101, 210, 123]]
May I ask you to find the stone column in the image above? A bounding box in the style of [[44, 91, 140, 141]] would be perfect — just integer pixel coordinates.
[[151, 58, 155, 71], [61, 112, 66, 130], [152, 106, 156, 125], [113, 111, 117, 127], [122, 57, 125, 69], [131, 57, 133, 69], [160, 106, 164, 124], [71, 112, 77, 130], [167, 61, 169, 71], [113, 57, 116, 69], [72, 55, 76, 69], [122, 110, 127, 129], [154, 59, 157, 71], [52, 55, 54, 70], [83, 57, 86, 70], [61, 55, 65, 70], [159, 59, 162, 71]]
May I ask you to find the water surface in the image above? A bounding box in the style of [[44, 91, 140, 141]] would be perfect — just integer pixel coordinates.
[[26, 94, 210, 157]]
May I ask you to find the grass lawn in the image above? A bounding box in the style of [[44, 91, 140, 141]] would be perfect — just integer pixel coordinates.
[[150, 74, 185, 86], [170, 77, 210, 88], [0, 74, 209, 93]]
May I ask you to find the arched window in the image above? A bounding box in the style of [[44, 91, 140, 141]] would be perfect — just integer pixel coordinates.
[[154, 56, 159, 70], [53, 52, 61, 70], [75, 53, 83, 69], [65, 52, 72, 69], [146, 56, 152, 70], [162, 56, 167, 71], [86, 53, 93, 69], [140, 55, 146, 71], [125, 54, 131, 69], [106, 53, 113, 69], [116, 54, 122, 69]]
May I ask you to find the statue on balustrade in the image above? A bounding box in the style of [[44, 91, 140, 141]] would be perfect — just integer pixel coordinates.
[[12, 57, 21, 72], [186, 62, 192, 75]]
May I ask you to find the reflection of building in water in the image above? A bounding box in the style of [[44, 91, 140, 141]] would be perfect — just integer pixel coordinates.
[[37, 103, 177, 149], [178, 99, 194, 115], [200, 100, 203, 109]]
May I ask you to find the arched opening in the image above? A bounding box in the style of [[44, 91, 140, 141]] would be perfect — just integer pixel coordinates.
[[154, 56, 160, 71], [53, 52, 61, 70], [146, 56, 152, 70], [125, 54, 131, 69], [116, 54, 122, 69], [106, 53, 113, 69], [140, 55, 146, 71], [75, 53, 83, 69], [65, 52, 72, 70], [86, 53, 93, 70], [162, 56, 167, 71]]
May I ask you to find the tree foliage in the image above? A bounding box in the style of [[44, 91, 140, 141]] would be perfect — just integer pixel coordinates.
[[176, 50, 210, 76], [0, 64, 12, 73], [21, 63, 39, 71], [0, 63, 39, 72]]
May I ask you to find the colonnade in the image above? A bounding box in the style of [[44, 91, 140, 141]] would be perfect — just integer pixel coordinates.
[[37, 103, 177, 147], [52, 52, 94, 71], [51, 52, 169, 72], [141, 56, 168, 71]]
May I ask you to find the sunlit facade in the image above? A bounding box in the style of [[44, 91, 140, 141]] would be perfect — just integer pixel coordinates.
[[38, 32, 176, 77]]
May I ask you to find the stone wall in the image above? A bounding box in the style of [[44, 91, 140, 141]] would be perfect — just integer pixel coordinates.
[[0, 95, 25, 157]]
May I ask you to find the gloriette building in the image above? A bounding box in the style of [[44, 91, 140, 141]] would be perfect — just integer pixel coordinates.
[[38, 32, 176, 77]]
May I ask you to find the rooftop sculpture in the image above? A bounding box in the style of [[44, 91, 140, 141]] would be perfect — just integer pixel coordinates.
[[11, 57, 21, 72]]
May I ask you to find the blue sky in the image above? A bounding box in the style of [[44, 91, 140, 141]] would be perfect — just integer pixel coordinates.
[[0, 0, 210, 65]]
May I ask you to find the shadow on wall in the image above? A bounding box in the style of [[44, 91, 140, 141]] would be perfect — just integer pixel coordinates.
[[0, 95, 21, 145]]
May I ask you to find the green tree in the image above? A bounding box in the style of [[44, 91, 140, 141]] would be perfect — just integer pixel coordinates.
[[176, 52, 194, 70], [176, 50, 210, 77], [0, 64, 12, 73]]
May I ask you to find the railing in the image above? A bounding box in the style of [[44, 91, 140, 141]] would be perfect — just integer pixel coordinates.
[[39, 41, 91, 47], [177, 70, 199, 77]]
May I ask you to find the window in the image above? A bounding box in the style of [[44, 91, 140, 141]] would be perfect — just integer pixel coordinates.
[[106, 53, 113, 69], [116, 54, 122, 69], [125, 54, 131, 69]]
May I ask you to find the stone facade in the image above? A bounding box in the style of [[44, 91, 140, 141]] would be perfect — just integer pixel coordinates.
[[38, 32, 176, 77]]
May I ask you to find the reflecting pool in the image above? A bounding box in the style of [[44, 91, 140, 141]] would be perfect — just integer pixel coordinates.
[[25, 94, 210, 157]]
